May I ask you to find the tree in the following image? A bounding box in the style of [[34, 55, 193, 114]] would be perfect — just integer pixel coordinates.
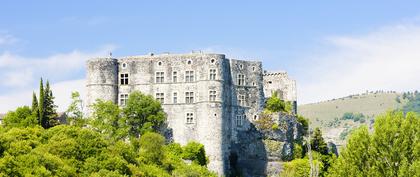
[[89, 99, 127, 140], [181, 141, 208, 166], [66, 91, 85, 127], [327, 111, 420, 176], [2, 106, 38, 128], [31, 92, 39, 119], [265, 92, 285, 113], [122, 91, 166, 137], [43, 80, 59, 128], [137, 132, 165, 165], [281, 158, 323, 177], [310, 128, 328, 155], [39, 78, 45, 127]]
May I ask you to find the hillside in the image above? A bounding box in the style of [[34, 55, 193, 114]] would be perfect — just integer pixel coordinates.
[[298, 92, 408, 144]]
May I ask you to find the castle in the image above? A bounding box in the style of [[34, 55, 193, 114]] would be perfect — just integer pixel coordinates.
[[86, 52, 297, 176]]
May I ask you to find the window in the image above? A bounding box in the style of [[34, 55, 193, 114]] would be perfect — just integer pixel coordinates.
[[186, 113, 194, 124], [156, 93, 164, 104], [209, 90, 216, 101], [211, 59, 215, 63], [209, 69, 216, 80], [119, 94, 128, 106], [185, 71, 194, 82], [155, 72, 164, 83], [238, 94, 246, 106], [157, 61, 162, 66], [173, 92, 178, 104], [236, 115, 243, 126], [122, 63, 127, 69], [238, 74, 245, 86], [185, 92, 194, 104], [120, 73, 129, 85], [173, 71, 178, 83], [187, 60, 192, 65]]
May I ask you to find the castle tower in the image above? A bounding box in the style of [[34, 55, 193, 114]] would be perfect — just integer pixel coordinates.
[[86, 58, 119, 112]]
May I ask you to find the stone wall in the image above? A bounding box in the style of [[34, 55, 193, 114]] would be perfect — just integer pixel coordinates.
[[86, 52, 299, 176]]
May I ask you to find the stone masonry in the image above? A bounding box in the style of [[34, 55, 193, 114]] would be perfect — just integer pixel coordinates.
[[86, 52, 297, 176]]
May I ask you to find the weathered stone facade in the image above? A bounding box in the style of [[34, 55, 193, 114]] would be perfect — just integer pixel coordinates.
[[86, 52, 297, 176]]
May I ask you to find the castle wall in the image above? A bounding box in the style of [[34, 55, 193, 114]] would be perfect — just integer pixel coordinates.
[[86, 58, 119, 115], [86, 53, 298, 176], [263, 72, 297, 113]]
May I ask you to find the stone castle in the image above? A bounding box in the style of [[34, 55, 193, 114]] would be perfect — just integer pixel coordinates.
[[86, 52, 297, 176]]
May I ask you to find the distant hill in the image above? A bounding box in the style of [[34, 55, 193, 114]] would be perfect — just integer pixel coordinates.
[[298, 92, 408, 144]]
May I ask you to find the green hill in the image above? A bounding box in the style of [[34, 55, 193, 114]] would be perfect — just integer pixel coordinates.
[[298, 92, 408, 144]]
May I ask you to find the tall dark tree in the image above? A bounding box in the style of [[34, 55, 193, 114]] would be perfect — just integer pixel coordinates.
[[44, 80, 59, 128], [38, 78, 45, 127], [311, 128, 328, 155], [31, 92, 39, 121]]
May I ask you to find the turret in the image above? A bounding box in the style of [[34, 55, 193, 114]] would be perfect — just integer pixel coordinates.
[[86, 58, 119, 114]]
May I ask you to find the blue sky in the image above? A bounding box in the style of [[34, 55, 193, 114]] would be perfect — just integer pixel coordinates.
[[1, 1, 420, 112]]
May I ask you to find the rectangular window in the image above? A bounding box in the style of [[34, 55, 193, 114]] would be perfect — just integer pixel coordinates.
[[186, 113, 194, 124], [155, 72, 164, 83], [156, 93, 164, 104], [173, 71, 178, 83], [238, 74, 245, 86], [209, 69, 216, 80], [238, 94, 246, 106], [173, 92, 178, 104], [185, 92, 194, 104], [236, 115, 243, 126], [185, 71, 194, 82], [120, 73, 129, 85], [119, 94, 129, 106], [209, 90, 216, 101]]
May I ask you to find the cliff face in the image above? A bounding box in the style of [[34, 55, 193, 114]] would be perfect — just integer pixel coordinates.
[[231, 113, 304, 177]]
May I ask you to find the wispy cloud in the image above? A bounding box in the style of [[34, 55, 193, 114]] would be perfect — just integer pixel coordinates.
[[0, 33, 18, 46], [298, 23, 420, 104], [0, 45, 116, 113]]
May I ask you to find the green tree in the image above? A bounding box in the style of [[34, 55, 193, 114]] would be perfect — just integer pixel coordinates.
[[89, 99, 128, 140], [281, 158, 323, 177], [138, 132, 165, 165], [31, 92, 39, 119], [39, 78, 45, 127], [327, 111, 420, 176], [2, 106, 38, 128], [310, 128, 328, 155], [43, 80, 59, 128], [182, 141, 208, 166], [265, 92, 285, 112], [122, 91, 166, 137], [66, 91, 85, 127]]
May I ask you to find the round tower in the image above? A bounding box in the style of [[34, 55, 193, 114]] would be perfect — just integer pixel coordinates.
[[86, 58, 119, 114]]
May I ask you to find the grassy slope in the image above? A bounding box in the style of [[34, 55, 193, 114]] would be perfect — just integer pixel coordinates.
[[298, 92, 408, 144]]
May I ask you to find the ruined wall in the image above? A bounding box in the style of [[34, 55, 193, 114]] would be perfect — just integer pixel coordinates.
[[263, 72, 297, 114]]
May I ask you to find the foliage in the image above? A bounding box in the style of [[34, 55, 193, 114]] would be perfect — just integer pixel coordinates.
[[341, 112, 365, 122], [327, 111, 420, 177], [0, 125, 215, 176], [310, 128, 328, 155], [296, 115, 309, 136], [89, 100, 128, 140], [66, 91, 85, 127], [2, 106, 38, 128], [181, 141, 208, 166], [403, 92, 420, 114], [265, 92, 286, 113], [122, 91, 166, 137], [254, 111, 275, 130], [43, 81, 59, 128], [281, 158, 323, 177]]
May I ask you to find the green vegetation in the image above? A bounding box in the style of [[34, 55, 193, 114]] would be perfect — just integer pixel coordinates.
[[327, 111, 420, 176], [265, 91, 292, 114], [0, 86, 215, 176], [403, 91, 420, 114]]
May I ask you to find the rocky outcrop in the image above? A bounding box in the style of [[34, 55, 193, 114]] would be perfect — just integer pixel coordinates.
[[231, 112, 304, 177]]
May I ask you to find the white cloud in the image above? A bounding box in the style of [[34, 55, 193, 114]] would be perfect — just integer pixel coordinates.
[[298, 23, 420, 104], [0, 33, 17, 46], [0, 44, 116, 88], [0, 79, 86, 113], [0, 45, 115, 113]]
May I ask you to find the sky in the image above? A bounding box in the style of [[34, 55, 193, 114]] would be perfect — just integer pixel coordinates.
[[1, 1, 420, 112]]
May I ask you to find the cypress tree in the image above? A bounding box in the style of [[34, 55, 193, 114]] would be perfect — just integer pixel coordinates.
[[31, 92, 39, 122], [39, 78, 45, 128], [44, 80, 58, 128]]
